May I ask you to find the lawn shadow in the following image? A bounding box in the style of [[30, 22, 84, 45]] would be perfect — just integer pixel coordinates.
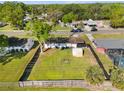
[[0, 41, 39, 65]]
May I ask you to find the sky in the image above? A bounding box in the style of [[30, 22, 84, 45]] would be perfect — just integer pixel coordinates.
[[0, 1, 124, 4]]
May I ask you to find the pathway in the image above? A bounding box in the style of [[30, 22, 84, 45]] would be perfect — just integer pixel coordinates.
[[50, 29, 124, 35], [0, 28, 124, 37]]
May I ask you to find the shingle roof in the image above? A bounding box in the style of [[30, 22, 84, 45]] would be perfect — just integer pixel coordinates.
[[87, 19, 96, 26], [45, 37, 85, 44], [94, 39, 124, 49], [8, 37, 27, 47]]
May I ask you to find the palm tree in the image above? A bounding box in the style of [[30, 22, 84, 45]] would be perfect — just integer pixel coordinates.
[[110, 68, 124, 89], [86, 66, 105, 85]]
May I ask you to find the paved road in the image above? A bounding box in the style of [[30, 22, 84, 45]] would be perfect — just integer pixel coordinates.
[[50, 29, 124, 35], [0, 29, 124, 37], [0, 30, 31, 37]]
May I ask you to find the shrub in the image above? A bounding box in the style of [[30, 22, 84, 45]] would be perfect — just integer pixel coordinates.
[[110, 68, 124, 90], [86, 66, 105, 85]]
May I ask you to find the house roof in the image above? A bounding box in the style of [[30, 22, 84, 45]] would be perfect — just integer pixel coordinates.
[[46, 37, 69, 43], [8, 37, 27, 47], [83, 19, 96, 26], [69, 37, 85, 44], [45, 37, 85, 44], [87, 19, 96, 26], [0, 22, 6, 26], [94, 39, 124, 49]]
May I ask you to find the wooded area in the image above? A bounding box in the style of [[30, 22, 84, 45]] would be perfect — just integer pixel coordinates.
[[0, 2, 124, 29]]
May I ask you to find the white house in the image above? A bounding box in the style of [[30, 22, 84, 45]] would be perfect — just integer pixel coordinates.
[[83, 19, 96, 26], [44, 35, 86, 57], [0, 38, 34, 56], [83, 19, 97, 31], [6, 38, 34, 52]]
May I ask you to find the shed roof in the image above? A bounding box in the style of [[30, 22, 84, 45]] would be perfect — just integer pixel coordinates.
[[94, 39, 124, 49]]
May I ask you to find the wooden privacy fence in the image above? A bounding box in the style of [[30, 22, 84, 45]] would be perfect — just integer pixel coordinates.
[[0, 80, 118, 90], [0, 82, 19, 87], [19, 80, 87, 88]]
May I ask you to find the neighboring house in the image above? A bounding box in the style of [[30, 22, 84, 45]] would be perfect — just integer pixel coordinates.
[[23, 13, 32, 22], [70, 21, 81, 28], [83, 19, 97, 31], [36, 13, 48, 20], [36, 16, 44, 20], [44, 35, 86, 57], [24, 16, 32, 22], [6, 38, 34, 52], [83, 19, 96, 26], [24, 16, 32, 21], [93, 39, 124, 68], [94, 39, 124, 54], [0, 22, 6, 27], [0, 38, 34, 56]]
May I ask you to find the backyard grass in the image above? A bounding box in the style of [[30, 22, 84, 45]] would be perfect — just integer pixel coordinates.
[[94, 50, 113, 74], [0, 87, 89, 91], [0, 44, 38, 82], [28, 48, 96, 80], [52, 25, 72, 31], [93, 34, 124, 39]]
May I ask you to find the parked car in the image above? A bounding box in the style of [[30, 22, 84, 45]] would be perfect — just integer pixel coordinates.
[[71, 28, 83, 32], [91, 27, 97, 31]]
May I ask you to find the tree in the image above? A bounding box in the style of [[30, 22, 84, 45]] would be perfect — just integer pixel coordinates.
[[0, 34, 8, 55], [62, 12, 77, 23], [11, 4, 25, 29], [25, 21, 32, 31], [0, 1, 26, 29], [110, 4, 124, 28], [86, 66, 105, 85], [110, 67, 124, 89], [99, 4, 111, 19], [26, 19, 51, 53], [0, 34, 8, 47]]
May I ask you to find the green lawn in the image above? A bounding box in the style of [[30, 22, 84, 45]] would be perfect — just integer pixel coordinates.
[[28, 48, 96, 80], [0, 44, 38, 82], [93, 34, 124, 39], [94, 50, 113, 74], [52, 25, 72, 31], [0, 87, 89, 91]]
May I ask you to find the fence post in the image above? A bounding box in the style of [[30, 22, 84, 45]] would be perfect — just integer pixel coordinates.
[[18, 81, 24, 87]]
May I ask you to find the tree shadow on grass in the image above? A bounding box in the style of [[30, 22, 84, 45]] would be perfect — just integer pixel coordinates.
[[0, 52, 27, 65], [0, 41, 39, 65]]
